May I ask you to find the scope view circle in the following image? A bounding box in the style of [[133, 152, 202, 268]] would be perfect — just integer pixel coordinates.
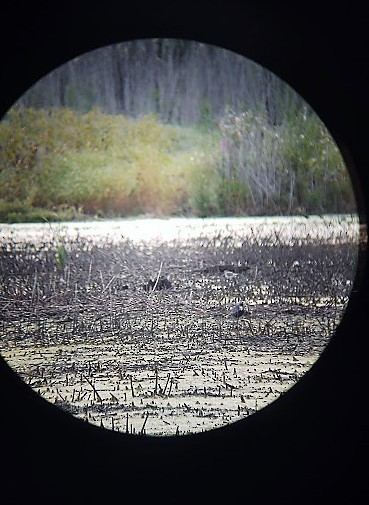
[[0, 39, 362, 436]]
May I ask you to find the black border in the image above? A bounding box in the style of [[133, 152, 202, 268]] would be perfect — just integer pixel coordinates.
[[1, 3, 368, 504]]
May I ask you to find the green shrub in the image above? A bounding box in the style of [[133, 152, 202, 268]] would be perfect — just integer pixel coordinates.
[[217, 107, 356, 215], [217, 178, 250, 215], [280, 111, 355, 213], [0, 105, 356, 222]]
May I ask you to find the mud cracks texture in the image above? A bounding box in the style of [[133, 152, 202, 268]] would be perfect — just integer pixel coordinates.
[[0, 217, 359, 435]]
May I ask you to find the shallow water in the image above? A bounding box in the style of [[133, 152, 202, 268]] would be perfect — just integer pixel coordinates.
[[0, 214, 362, 436], [0, 214, 360, 247]]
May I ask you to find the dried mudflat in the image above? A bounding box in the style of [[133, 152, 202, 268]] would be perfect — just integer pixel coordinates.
[[0, 215, 360, 435]]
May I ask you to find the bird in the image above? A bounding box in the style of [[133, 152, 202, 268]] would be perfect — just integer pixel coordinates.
[[143, 275, 172, 292], [224, 270, 238, 280], [229, 301, 245, 319]]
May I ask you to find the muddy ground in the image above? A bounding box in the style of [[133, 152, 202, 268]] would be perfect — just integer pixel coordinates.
[[0, 217, 359, 435]]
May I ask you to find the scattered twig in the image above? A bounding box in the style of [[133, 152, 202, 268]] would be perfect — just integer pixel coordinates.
[[83, 374, 102, 403], [127, 375, 134, 398], [140, 412, 149, 434], [102, 275, 117, 294], [148, 261, 164, 296]]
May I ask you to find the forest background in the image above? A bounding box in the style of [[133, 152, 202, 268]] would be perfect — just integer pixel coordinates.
[[0, 39, 356, 222]]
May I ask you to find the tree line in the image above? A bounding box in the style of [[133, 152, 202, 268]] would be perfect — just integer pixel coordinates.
[[19, 38, 302, 126]]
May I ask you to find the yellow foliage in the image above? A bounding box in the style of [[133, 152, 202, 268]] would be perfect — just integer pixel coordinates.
[[0, 107, 218, 219]]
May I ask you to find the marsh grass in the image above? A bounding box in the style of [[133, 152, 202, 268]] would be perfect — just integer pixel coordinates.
[[0, 217, 360, 435]]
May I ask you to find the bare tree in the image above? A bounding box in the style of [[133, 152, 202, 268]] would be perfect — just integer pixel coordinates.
[[18, 39, 305, 126]]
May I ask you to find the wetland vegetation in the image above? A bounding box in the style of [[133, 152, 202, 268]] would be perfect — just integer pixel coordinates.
[[0, 216, 359, 435]]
